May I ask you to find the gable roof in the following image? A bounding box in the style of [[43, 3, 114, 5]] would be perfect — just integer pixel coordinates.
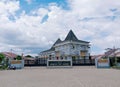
[[104, 49, 117, 57], [40, 30, 89, 54], [116, 52, 120, 57], [64, 30, 89, 43], [40, 38, 61, 53], [41, 47, 55, 53], [1, 52, 17, 58], [53, 38, 62, 46], [64, 30, 78, 41], [91, 54, 104, 59]]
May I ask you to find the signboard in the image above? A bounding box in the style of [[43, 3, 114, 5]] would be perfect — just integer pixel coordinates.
[[47, 59, 72, 68], [49, 61, 71, 66], [10, 61, 22, 64], [9, 60, 24, 69], [95, 58, 110, 68], [98, 59, 108, 63]]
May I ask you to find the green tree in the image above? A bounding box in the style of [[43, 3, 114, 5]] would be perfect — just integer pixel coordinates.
[[25, 55, 32, 58], [0, 53, 5, 64], [16, 55, 22, 60]]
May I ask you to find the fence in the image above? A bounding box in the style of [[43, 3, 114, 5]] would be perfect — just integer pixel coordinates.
[[72, 59, 95, 65], [24, 58, 95, 66]]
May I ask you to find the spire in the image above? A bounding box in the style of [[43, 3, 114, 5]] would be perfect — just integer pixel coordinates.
[[64, 30, 78, 41]]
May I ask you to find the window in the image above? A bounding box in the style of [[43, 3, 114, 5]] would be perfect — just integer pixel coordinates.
[[80, 51, 86, 57]]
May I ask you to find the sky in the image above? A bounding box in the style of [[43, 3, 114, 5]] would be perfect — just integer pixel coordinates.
[[0, 0, 120, 56]]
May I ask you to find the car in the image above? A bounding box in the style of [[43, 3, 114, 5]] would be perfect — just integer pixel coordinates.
[[9, 66, 16, 70]]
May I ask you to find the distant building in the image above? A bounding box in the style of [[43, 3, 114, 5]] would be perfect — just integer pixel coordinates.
[[1, 52, 17, 60], [93, 48, 120, 59], [0, 52, 24, 69], [24, 57, 36, 66], [92, 48, 120, 67], [38, 30, 92, 66]]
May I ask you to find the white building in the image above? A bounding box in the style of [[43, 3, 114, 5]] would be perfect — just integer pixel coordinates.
[[39, 30, 90, 63]]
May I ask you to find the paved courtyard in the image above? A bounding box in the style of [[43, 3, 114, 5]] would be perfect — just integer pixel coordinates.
[[0, 66, 120, 87]]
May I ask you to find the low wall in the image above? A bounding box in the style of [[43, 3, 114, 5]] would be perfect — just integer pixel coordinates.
[[9, 60, 24, 69], [47, 59, 72, 68], [95, 58, 110, 68]]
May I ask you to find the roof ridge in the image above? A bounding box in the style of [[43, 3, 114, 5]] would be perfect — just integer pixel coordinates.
[[53, 38, 62, 46]]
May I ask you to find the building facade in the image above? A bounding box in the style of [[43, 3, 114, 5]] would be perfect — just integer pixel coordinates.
[[39, 30, 92, 66]]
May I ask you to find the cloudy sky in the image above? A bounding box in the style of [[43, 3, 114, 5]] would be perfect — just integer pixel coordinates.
[[0, 0, 120, 56]]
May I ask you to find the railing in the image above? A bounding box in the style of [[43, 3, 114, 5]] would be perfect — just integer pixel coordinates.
[[72, 59, 95, 65]]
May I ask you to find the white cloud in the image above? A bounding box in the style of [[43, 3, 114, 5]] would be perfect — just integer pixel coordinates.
[[0, 0, 120, 56], [0, 0, 19, 16], [68, 0, 120, 17]]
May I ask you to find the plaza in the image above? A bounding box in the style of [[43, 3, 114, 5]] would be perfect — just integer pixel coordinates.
[[0, 66, 120, 87]]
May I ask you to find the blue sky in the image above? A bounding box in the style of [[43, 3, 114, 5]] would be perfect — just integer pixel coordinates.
[[0, 0, 120, 56], [19, 0, 69, 14]]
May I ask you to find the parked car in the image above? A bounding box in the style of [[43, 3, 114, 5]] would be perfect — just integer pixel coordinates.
[[9, 66, 16, 70]]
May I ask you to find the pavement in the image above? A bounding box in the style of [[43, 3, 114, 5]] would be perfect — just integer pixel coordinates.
[[0, 66, 120, 87]]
